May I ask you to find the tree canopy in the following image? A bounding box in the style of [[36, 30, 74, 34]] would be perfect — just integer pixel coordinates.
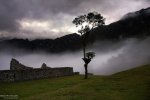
[[73, 11, 105, 35]]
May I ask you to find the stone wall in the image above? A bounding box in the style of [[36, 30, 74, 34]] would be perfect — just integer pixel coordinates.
[[10, 58, 33, 70], [0, 59, 76, 82]]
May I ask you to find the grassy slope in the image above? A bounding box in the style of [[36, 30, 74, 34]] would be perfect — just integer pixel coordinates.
[[0, 64, 150, 100]]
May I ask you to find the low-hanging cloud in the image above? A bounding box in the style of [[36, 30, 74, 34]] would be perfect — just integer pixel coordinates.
[[0, 37, 150, 75], [89, 37, 150, 75], [0, 0, 150, 39]]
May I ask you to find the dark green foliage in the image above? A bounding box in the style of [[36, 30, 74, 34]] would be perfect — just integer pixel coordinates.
[[86, 52, 95, 59], [0, 33, 81, 53]]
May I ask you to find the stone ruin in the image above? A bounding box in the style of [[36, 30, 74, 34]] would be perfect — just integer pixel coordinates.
[[10, 58, 33, 70], [41, 63, 51, 69], [0, 58, 79, 82]]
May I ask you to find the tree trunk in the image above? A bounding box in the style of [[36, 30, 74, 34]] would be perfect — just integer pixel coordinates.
[[82, 36, 86, 58], [84, 63, 88, 79], [83, 46, 86, 58]]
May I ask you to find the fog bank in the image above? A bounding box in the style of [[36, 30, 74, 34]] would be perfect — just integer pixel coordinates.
[[0, 37, 150, 75]]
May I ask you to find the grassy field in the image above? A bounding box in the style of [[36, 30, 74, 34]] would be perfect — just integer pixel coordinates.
[[0, 64, 150, 100]]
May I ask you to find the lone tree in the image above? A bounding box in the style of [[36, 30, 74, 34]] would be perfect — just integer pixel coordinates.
[[72, 11, 105, 79]]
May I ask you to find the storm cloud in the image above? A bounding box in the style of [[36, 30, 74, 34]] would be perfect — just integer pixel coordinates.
[[0, 0, 150, 39]]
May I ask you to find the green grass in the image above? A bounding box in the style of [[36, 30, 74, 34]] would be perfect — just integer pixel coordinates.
[[0, 64, 150, 100]]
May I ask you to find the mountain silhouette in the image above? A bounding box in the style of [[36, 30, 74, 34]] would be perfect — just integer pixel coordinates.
[[88, 7, 150, 41], [0, 7, 150, 53]]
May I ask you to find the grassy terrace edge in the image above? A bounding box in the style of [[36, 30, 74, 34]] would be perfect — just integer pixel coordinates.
[[0, 64, 150, 100]]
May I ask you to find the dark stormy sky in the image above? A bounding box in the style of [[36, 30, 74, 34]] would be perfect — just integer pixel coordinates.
[[0, 0, 150, 39]]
